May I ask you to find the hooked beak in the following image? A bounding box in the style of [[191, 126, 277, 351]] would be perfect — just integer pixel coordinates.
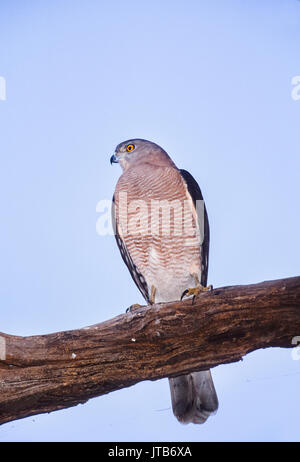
[[110, 153, 118, 165]]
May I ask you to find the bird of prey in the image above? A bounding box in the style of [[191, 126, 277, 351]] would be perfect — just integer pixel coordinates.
[[110, 138, 218, 424]]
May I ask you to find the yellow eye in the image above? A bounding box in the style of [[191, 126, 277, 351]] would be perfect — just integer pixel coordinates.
[[126, 144, 135, 152]]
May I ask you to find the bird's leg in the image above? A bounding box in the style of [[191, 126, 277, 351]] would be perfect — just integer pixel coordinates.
[[150, 285, 156, 304], [126, 285, 156, 313], [181, 274, 213, 303]]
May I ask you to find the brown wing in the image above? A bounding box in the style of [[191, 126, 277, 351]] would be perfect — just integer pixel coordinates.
[[179, 169, 210, 287], [112, 195, 150, 303]]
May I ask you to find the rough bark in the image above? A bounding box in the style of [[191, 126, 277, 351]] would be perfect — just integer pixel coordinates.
[[0, 276, 300, 425]]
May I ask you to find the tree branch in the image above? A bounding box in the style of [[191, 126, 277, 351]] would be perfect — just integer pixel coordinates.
[[0, 276, 300, 425]]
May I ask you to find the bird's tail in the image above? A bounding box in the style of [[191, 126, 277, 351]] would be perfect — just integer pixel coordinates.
[[168, 370, 218, 424]]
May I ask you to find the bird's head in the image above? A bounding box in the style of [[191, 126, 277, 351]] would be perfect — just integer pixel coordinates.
[[110, 139, 174, 171]]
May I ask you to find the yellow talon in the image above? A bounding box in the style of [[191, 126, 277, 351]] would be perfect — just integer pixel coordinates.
[[126, 303, 143, 313], [126, 285, 157, 313], [181, 284, 213, 301]]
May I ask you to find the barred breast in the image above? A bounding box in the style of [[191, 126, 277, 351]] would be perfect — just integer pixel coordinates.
[[114, 163, 202, 303]]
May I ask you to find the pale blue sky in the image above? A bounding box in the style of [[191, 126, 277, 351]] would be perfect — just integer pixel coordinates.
[[0, 0, 300, 442]]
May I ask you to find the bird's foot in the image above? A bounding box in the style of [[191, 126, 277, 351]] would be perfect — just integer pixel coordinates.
[[126, 285, 157, 313], [181, 284, 213, 302], [126, 303, 143, 313]]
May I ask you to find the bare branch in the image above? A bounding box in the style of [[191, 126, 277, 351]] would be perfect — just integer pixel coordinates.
[[0, 276, 300, 425]]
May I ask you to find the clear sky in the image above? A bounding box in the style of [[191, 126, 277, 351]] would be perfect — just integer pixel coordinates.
[[0, 0, 300, 442]]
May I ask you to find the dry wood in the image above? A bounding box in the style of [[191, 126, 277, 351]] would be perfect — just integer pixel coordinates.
[[0, 276, 300, 425]]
